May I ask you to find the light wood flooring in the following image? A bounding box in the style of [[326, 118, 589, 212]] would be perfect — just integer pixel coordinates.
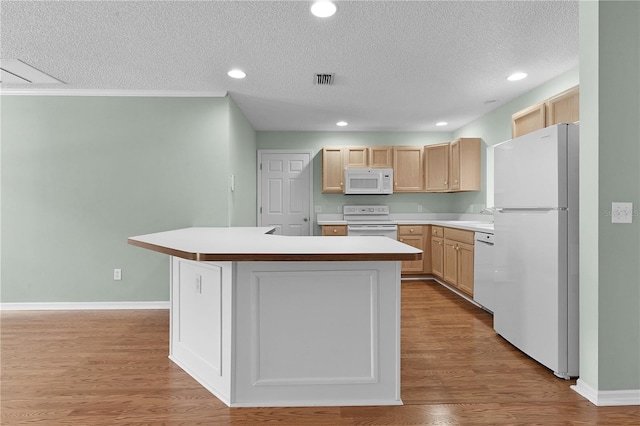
[[1, 280, 638, 425]]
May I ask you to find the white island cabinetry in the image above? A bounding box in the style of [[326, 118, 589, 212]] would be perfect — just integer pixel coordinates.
[[129, 227, 421, 408]]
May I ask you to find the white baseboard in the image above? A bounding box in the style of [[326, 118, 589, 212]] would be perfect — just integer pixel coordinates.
[[572, 379, 640, 406], [0, 301, 169, 311]]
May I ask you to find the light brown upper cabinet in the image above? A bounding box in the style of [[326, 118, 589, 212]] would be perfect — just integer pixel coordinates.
[[368, 146, 393, 168], [393, 146, 424, 192], [449, 138, 481, 192], [425, 143, 450, 191], [322, 140, 480, 194], [424, 138, 481, 192], [512, 85, 580, 138], [322, 147, 346, 193], [322, 146, 372, 193], [512, 101, 546, 138], [547, 85, 579, 126], [344, 146, 369, 168]]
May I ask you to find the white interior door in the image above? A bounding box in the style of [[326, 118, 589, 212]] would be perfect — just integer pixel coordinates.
[[258, 150, 313, 236]]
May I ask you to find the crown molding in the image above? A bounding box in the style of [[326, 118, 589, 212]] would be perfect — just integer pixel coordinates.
[[0, 88, 227, 97]]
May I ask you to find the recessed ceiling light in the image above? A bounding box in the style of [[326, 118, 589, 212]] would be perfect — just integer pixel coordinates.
[[227, 69, 246, 79], [507, 72, 527, 81], [311, 1, 337, 18], [436, 121, 448, 127], [336, 121, 348, 127]]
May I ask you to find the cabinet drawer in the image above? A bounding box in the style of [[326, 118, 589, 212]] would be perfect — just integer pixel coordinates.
[[431, 226, 444, 238], [443, 227, 474, 244], [322, 225, 347, 236], [398, 225, 423, 236]]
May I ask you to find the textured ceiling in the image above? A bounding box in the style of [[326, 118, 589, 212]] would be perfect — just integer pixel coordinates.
[[0, 0, 579, 132]]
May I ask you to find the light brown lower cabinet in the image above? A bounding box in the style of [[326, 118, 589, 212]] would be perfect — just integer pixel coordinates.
[[398, 225, 426, 273], [397, 225, 433, 274], [443, 238, 459, 284], [430, 226, 444, 278], [442, 227, 475, 296], [321, 225, 347, 236], [456, 242, 475, 295]]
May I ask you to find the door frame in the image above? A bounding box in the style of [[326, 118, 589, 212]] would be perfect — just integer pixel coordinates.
[[257, 150, 314, 231]]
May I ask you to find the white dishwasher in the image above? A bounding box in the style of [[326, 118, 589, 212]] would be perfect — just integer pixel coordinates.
[[473, 232, 495, 313]]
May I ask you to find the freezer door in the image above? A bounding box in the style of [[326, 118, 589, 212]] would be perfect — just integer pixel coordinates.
[[493, 209, 569, 375], [494, 125, 568, 209]]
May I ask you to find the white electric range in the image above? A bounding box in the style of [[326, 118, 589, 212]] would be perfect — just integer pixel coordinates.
[[343, 205, 398, 239]]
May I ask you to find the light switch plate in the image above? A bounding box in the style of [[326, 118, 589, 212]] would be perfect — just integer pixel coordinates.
[[611, 202, 633, 224]]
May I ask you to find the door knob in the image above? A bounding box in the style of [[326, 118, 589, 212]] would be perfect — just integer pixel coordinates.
[[304, 218, 308, 222]]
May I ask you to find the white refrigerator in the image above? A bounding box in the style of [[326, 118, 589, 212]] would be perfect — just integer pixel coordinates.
[[493, 123, 579, 379]]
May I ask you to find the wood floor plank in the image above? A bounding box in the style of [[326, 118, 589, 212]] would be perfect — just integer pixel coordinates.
[[1, 280, 639, 424]]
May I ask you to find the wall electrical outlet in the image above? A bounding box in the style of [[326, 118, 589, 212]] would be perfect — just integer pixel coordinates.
[[611, 202, 633, 224], [314, 206, 322, 213], [114, 268, 122, 280], [417, 205, 423, 213]]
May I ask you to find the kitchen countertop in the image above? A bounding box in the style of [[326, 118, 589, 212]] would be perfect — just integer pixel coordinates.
[[128, 226, 422, 262], [317, 216, 494, 233], [397, 220, 494, 233]]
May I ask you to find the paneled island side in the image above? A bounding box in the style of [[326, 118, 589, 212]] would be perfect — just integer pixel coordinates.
[[128, 227, 421, 407]]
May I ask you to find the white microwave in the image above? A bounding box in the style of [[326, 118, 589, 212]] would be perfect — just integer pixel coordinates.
[[344, 168, 393, 194]]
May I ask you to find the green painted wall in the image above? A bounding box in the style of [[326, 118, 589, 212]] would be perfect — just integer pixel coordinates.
[[228, 97, 258, 226], [1, 96, 240, 303], [594, 0, 640, 391], [579, 0, 601, 392]]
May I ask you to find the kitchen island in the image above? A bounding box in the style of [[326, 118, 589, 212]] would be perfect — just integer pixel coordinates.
[[128, 227, 421, 407]]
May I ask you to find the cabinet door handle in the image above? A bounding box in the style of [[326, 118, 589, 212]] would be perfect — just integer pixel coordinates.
[[333, 229, 337, 233]]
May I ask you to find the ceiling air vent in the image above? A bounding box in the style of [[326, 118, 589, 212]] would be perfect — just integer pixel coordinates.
[[314, 73, 334, 85]]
